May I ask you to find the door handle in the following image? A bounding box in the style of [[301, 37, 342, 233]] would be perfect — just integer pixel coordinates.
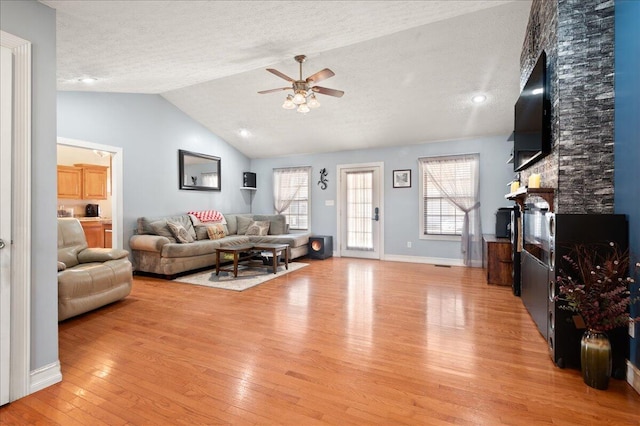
[[373, 207, 379, 221], [0, 239, 5, 249]]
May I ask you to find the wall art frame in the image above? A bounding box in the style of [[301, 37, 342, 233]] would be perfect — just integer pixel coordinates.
[[393, 169, 411, 188]]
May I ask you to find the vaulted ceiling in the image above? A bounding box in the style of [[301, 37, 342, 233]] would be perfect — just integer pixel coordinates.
[[41, 0, 532, 159]]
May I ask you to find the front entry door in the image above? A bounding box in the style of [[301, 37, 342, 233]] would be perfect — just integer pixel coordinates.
[[338, 163, 383, 259]]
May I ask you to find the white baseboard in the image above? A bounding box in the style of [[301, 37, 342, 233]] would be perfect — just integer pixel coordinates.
[[627, 360, 640, 395], [30, 360, 62, 394], [383, 254, 465, 267]]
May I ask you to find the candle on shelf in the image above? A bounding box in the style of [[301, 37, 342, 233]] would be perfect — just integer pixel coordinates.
[[528, 173, 541, 188], [510, 181, 520, 193]]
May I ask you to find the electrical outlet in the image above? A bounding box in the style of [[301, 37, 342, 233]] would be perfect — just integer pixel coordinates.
[[407, 241, 412, 248], [630, 322, 636, 339]]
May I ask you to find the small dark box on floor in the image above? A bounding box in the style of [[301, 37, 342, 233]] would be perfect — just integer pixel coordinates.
[[308, 236, 333, 259]]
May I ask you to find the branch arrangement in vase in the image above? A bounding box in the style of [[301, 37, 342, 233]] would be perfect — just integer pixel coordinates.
[[555, 242, 639, 332]]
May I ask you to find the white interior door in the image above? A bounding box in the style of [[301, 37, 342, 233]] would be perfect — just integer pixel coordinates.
[[0, 45, 13, 406], [338, 163, 383, 259]]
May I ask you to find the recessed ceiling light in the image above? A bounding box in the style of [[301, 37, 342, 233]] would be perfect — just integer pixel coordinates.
[[471, 94, 487, 104], [78, 77, 97, 83], [239, 129, 250, 138]]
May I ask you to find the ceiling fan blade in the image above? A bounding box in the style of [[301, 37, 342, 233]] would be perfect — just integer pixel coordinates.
[[312, 86, 344, 98], [266, 68, 295, 82], [258, 87, 291, 94], [306, 68, 335, 84]]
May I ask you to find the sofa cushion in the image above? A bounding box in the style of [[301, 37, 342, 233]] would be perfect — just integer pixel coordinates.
[[245, 220, 270, 236], [237, 216, 253, 235], [78, 248, 129, 263], [58, 246, 81, 268], [194, 225, 209, 240], [253, 214, 286, 235], [149, 220, 177, 243], [160, 236, 251, 258], [223, 214, 238, 235], [206, 224, 227, 240], [247, 232, 310, 248], [167, 220, 195, 243], [138, 214, 196, 240]]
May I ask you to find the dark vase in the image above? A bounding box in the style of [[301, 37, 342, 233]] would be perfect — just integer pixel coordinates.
[[580, 329, 612, 390]]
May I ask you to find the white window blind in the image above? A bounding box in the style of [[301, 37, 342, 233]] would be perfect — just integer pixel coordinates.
[[273, 167, 310, 230]]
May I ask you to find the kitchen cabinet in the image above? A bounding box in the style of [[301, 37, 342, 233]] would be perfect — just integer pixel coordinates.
[[76, 164, 108, 200], [104, 223, 113, 248], [81, 220, 105, 248], [57, 164, 108, 200], [81, 221, 113, 248], [57, 166, 83, 199]]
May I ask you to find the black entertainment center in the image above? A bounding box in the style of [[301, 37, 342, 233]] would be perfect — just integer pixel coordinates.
[[506, 50, 630, 375]]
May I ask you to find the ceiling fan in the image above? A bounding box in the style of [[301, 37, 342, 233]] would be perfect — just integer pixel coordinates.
[[258, 55, 344, 113]]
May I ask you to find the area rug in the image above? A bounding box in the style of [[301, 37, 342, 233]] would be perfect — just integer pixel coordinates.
[[172, 262, 309, 291]]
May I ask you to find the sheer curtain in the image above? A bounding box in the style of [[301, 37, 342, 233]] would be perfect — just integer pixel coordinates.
[[273, 166, 310, 213], [422, 154, 482, 267]]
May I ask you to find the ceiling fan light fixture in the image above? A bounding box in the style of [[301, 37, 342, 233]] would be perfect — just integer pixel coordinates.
[[292, 91, 307, 105], [297, 103, 310, 114], [307, 94, 321, 109], [282, 95, 296, 109], [259, 55, 344, 113]]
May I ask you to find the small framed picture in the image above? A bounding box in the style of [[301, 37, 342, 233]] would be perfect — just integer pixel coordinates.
[[393, 169, 411, 188]]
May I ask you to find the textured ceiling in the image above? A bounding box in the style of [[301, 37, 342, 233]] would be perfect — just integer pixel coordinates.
[[42, 0, 532, 159]]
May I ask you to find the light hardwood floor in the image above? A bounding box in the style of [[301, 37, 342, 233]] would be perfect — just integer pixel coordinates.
[[1, 258, 639, 425]]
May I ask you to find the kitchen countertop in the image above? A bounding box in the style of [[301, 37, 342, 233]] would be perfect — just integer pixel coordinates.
[[77, 217, 112, 224]]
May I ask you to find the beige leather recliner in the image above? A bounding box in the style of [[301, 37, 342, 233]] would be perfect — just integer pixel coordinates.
[[57, 218, 132, 321]]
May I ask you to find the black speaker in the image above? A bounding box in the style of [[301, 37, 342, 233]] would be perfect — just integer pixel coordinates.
[[308, 236, 333, 259], [495, 207, 512, 238], [243, 172, 256, 188]]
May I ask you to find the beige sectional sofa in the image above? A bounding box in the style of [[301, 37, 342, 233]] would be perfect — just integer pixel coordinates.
[[129, 213, 310, 278]]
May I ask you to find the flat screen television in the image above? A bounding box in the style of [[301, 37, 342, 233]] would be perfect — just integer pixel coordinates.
[[513, 51, 551, 171]]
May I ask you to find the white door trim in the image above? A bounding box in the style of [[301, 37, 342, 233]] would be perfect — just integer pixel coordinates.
[[336, 162, 385, 259], [57, 138, 124, 249], [1, 30, 32, 402], [0, 45, 13, 406]]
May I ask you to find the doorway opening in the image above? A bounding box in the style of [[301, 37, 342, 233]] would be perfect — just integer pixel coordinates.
[[57, 138, 124, 249]]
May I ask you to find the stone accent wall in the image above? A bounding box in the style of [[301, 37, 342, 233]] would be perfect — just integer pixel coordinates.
[[519, 0, 559, 199], [519, 0, 615, 214]]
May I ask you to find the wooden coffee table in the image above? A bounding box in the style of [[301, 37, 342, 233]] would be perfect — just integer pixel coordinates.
[[215, 243, 289, 277]]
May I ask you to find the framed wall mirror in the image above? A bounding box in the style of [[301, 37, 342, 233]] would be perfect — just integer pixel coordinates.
[[179, 149, 221, 191]]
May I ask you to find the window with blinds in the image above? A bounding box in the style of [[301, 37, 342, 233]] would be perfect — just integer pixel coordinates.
[[419, 155, 478, 236], [273, 167, 310, 230]]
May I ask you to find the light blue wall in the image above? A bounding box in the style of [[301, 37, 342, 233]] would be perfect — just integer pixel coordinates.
[[614, 0, 640, 368], [1, 0, 58, 371], [57, 92, 252, 250], [251, 136, 514, 261]]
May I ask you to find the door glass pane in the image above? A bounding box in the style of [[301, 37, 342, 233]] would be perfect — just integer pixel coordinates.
[[346, 171, 373, 251]]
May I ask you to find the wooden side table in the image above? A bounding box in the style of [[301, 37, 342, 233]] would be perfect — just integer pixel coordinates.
[[483, 234, 513, 286]]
